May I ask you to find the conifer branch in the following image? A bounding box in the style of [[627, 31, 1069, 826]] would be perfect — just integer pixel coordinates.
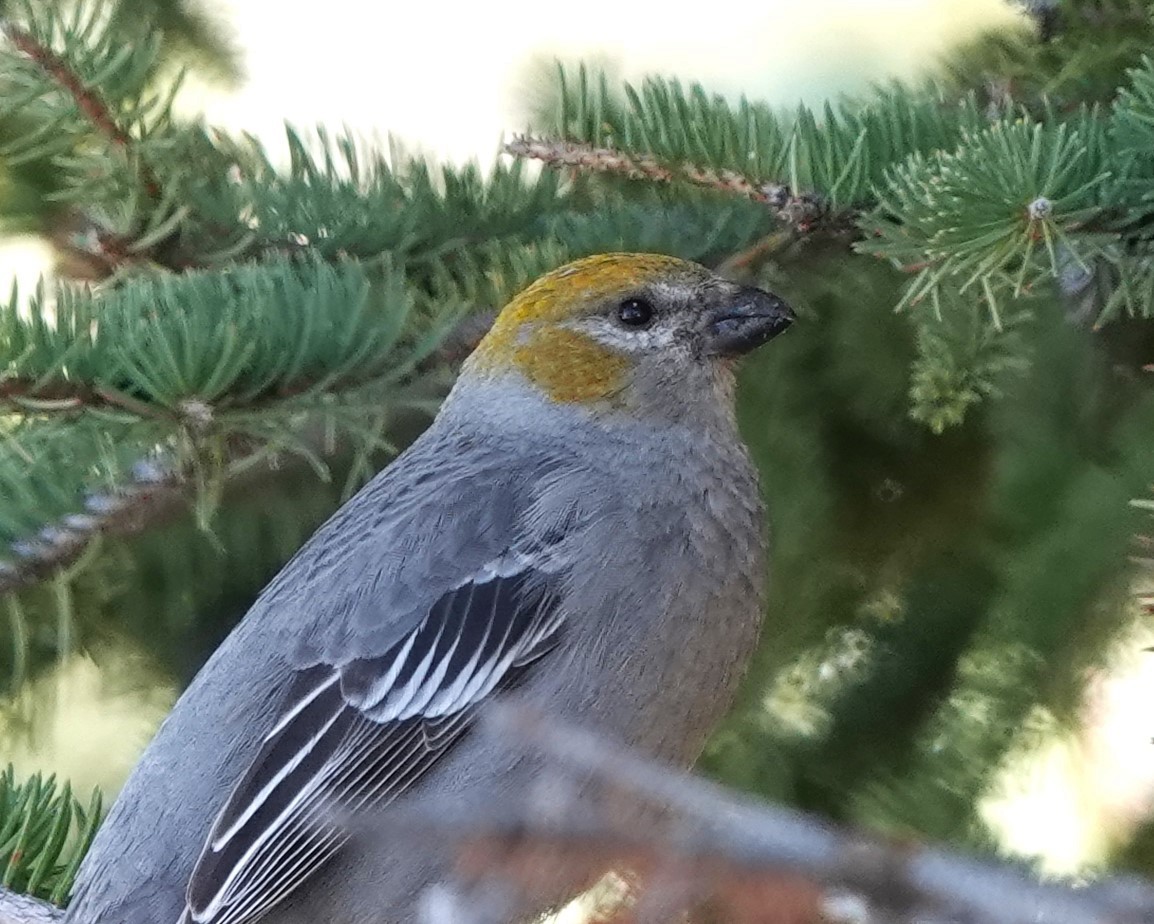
[[0, 407, 385, 599], [507, 136, 759, 196], [0, 380, 170, 418], [2, 22, 160, 199], [506, 136, 839, 233], [2, 23, 129, 148], [0, 461, 185, 598], [49, 215, 166, 280], [0, 769, 101, 919], [0, 384, 435, 598], [0, 378, 362, 419]]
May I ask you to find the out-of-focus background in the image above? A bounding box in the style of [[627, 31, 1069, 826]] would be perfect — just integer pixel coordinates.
[[3, 1, 1021, 284], [3, 0, 1154, 902]]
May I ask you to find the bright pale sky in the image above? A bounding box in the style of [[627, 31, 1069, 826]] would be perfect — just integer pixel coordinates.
[[191, 0, 1018, 164]]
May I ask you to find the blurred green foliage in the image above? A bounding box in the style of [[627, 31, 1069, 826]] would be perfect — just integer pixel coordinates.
[[0, 767, 100, 904], [704, 251, 1154, 855], [0, 0, 239, 238]]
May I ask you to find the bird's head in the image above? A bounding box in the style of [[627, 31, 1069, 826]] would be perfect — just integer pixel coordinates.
[[461, 253, 794, 425]]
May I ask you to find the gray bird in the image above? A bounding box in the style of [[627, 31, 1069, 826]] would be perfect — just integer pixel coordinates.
[[64, 253, 793, 924]]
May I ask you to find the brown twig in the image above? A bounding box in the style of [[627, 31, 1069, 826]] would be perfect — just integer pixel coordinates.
[[506, 137, 681, 186], [0, 362, 459, 599], [0, 20, 202, 280], [505, 136, 839, 233], [0, 470, 187, 598], [451, 831, 825, 924], [429, 701, 1154, 924], [4, 24, 130, 148], [716, 229, 800, 284], [0, 379, 173, 418], [7, 704, 1154, 924], [4, 23, 160, 199]]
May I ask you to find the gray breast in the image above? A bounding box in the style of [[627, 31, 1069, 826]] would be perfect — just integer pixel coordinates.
[[536, 417, 767, 767]]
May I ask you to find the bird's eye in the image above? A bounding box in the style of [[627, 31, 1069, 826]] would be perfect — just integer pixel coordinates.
[[615, 297, 655, 328]]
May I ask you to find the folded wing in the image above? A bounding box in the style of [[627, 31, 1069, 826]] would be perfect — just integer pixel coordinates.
[[183, 557, 565, 924]]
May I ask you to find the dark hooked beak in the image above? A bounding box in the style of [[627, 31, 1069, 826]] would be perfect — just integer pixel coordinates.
[[705, 286, 795, 357]]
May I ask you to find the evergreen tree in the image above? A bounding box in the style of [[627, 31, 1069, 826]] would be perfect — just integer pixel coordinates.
[[2, 0, 1154, 910]]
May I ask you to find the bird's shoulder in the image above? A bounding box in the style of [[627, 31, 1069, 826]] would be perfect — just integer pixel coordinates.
[[245, 418, 613, 664]]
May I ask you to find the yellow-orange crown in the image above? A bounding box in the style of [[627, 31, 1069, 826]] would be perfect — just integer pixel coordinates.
[[465, 253, 710, 405]]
